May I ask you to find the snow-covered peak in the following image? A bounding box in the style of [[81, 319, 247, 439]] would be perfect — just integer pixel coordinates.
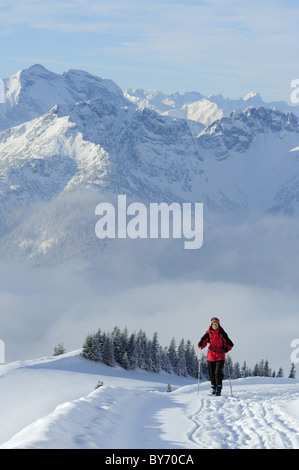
[[243, 91, 261, 101], [241, 92, 264, 109], [1, 64, 130, 131], [6, 64, 62, 106]]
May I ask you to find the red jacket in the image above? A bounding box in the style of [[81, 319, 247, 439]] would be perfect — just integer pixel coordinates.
[[198, 327, 233, 361]]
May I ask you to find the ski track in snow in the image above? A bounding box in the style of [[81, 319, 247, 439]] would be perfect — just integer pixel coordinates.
[[0, 352, 298, 449], [183, 388, 299, 449]]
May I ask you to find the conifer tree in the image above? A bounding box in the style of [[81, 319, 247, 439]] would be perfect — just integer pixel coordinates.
[[127, 333, 138, 370], [53, 343, 66, 356], [264, 359, 271, 377], [252, 362, 260, 376], [233, 361, 241, 379], [145, 339, 153, 371], [185, 340, 198, 377], [161, 346, 172, 374], [136, 329, 148, 370], [82, 334, 94, 360], [177, 339, 187, 376], [111, 326, 123, 366], [200, 353, 208, 380], [82, 333, 100, 361], [102, 333, 115, 367], [288, 363, 296, 379], [241, 361, 249, 378], [93, 328, 104, 361], [168, 337, 177, 373], [224, 355, 233, 379], [258, 359, 265, 376], [121, 351, 130, 370], [151, 332, 161, 373]]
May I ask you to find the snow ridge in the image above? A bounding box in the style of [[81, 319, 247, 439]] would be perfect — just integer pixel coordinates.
[[0, 351, 298, 449]]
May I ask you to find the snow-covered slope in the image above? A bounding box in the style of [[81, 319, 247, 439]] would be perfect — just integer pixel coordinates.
[[0, 350, 298, 449]]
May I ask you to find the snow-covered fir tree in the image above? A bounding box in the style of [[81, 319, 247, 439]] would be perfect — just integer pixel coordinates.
[[111, 327, 126, 368], [135, 329, 148, 371], [288, 363, 296, 379], [53, 343, 66, 356], [232, 361, 241, 379], [127, 333, 138, 370], [151, 332, 161, 373], [161, 346, 172, 374], [199, 352, 208, 379], [252, 362, 260, 377], [241, 361, 251, 378], [225, 355, 234, 379], [185, 340, 198, 377], [82, 334, 98, 361], [167, 337, 178, 373], [101, 333, 115, 367], [177, 339, 188, 376]]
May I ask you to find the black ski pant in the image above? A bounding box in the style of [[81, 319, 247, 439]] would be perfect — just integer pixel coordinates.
[[208, 360, 225, 390]]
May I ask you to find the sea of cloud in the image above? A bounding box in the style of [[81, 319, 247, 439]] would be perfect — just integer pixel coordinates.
[[0, 212, 298, 376]]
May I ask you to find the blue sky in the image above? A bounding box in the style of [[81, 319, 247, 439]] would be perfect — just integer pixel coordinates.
[[1, 0, 298, 103]]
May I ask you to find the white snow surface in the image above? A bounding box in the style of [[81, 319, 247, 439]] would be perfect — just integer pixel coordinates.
[[0, 350, 298, 449]]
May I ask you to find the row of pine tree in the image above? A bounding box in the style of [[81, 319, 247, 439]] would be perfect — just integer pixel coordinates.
[[82, 326, 199, 377], [81, 326, 296, 379]]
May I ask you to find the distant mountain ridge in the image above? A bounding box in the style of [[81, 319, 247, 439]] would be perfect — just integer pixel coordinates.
[[124, 88, 299, 127]]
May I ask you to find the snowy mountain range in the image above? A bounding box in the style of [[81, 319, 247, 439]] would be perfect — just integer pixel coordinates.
[[124, 88, 299, 127], [0, 64, 299, 266]]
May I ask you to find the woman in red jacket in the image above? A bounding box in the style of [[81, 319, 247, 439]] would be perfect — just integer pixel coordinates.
[[198, 317, 234, 396]]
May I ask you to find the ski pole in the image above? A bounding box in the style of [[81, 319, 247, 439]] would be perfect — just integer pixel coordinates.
[[226, 355, 233, 397], [197, 348, 202, 395]]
